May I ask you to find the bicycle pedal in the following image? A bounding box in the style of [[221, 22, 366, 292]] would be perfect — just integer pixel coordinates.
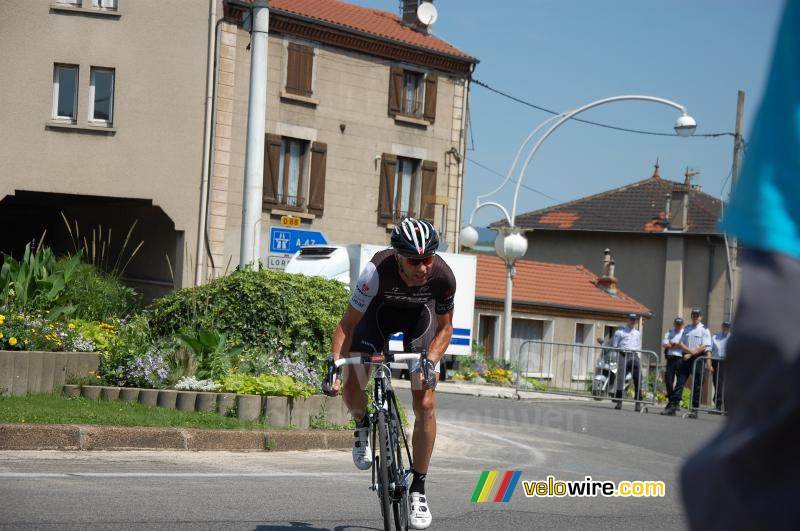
[[369, 484, 378, 492]]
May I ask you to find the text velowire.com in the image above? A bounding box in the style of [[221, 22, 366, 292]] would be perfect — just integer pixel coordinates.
[[523, 476, 665, 498]]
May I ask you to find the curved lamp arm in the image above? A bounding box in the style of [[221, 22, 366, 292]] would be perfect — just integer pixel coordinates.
[[510, 95, 692, 223], [475, 113, 564, 206], [468, 201, 513, 228]]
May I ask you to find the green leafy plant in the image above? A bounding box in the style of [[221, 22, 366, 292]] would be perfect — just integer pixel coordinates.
[[178, 328, 242, 381], [218, 373, 315, 398], [0, 238, 82, 319], [59, 262, 139, 321]]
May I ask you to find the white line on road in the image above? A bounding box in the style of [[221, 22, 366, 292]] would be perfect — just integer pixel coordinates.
[[438, 421, 547, 466]]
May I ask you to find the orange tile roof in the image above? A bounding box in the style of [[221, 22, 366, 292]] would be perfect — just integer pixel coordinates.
[[269, 0, 477, 62], [474, 254, 651, 317]]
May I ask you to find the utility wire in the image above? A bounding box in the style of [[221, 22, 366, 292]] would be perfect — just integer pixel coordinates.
[[466, 157, 562, 203], [472, 78, 736, 139]]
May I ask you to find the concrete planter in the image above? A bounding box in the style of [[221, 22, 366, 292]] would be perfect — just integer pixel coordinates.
[[62, 384, 81, 398], [119, 388, 140, 402], [100, 387, 121, 401], [157, 390, 178, 409], [290, 396, 325, 429], [264, 396, 290, 427], [138, 389, 159, 407], [195, 392, 217, 413], [216, 393, 236, 417], [81, 385, 103, 400], [236, 394, 262, 421], [0, 350, 100, 396], [176, 391, 198, 412]]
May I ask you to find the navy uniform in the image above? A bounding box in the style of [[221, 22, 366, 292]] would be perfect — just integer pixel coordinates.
[[660, 317, 685, 414]]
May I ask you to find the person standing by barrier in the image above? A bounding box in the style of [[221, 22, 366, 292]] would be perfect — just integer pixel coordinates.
[[675, 308, 711, 419], [682, 3, 800, 528], [660, 317, 684, 416], [709, 320, 731, 413], [611, 313, 642, 412]]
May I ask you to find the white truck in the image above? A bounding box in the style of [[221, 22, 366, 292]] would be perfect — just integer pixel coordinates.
[[285, 243, 476, 377]]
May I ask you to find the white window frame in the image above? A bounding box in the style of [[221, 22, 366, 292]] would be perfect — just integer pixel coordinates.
[[92, 0, 117, 9], [571, 322, 596, 380], [52, 64, 79, 122], [512, 316, 554, 379], [88, 67, 115, 125], [57, 0, 81, 5]]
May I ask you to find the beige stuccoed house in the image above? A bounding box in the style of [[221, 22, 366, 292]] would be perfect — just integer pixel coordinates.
[[0, 0, 477, 300]]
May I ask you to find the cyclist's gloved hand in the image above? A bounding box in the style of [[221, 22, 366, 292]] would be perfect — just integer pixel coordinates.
[[422, 359, 438, 390], [322, 357, 341, 397]]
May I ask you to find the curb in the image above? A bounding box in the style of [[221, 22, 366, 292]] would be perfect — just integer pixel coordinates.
[[393, 379, 589, 401], [0, 423, 352, 452]]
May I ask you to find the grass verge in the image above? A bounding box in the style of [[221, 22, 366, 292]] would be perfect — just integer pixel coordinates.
[[0, 394, 264, 430]]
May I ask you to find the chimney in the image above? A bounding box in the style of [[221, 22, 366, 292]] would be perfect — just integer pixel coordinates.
[[401, 0, 429, 32], [597, 248, 618, 295], [670, 168, 695, 231]]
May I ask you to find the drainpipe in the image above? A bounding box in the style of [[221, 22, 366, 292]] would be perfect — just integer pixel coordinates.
[[455, 71, 472, 251], [239, 0, 269, 268], [195, 0, 218, 286], [706, 236, 715, 318]]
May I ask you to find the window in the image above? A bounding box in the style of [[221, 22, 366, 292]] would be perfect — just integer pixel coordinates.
[[263, 134, 327, 215], [89, 67, 114, 124], [378, 154, 437, 225], [92, 0, 117, 9], [52, 65, 78, 122], [513, 318, 549, 374], [571, 323, 595, 380], [278, 137, 308, 208], [388, 67, 438, 123], [57, 0, 81, 5], [478, 315, 498, 359], [285, 42, 314, 98]]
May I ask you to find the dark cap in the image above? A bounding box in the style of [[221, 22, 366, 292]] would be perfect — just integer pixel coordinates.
[[627, 313, 638, 320], [722, 320, 731, 327], [674, 317, 684, 324], [691, 307, 702, 315]]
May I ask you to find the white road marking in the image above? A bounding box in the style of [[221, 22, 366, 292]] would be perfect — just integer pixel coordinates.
[[437, 421, 547, 467]]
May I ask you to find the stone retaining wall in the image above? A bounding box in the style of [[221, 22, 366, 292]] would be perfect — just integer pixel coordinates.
[[0, 351, 100, 396]]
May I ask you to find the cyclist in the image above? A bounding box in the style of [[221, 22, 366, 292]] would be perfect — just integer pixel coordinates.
[[323, 217, 455, 530]]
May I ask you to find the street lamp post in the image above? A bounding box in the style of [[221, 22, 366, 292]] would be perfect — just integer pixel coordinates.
[[461, 95, 697, 378]]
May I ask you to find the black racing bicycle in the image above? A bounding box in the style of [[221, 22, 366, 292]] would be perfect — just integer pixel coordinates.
[[327, 351, 428, 531]]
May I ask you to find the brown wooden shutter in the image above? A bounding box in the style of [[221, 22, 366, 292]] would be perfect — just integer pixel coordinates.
[[308, 141, 327, 216], [388, 67, 404, 117], [423, 74, 438, 123], [286, 43, 314, 97], [378, 153, 397, 224], [420, 160, 437, 221], [263, 133, 282, 208]]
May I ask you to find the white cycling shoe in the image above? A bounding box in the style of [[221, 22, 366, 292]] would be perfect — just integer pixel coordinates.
[[352, 424, 372, 470], [409, 492, 432, 529]]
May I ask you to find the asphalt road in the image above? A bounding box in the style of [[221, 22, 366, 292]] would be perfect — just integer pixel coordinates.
[[0, 391, 723, 530]]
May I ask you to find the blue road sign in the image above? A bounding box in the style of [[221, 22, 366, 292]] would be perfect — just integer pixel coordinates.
[[269, 227, 328, 255]]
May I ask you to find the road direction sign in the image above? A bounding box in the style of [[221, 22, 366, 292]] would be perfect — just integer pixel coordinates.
[[269, 227, 328, 255]]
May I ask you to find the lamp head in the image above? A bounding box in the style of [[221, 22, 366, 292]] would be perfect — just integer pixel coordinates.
[[494, 230, 528, 262], [674, 114, 697, 137], [460, 225, 480, 248]]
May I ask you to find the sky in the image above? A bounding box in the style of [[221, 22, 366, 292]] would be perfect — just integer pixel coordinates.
[[348, 0, 785, 228]]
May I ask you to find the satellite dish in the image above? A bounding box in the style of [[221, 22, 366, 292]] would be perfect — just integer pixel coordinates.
[[416, 2, 438, 27]]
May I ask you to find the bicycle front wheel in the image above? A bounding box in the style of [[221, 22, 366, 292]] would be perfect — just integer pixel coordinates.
[[377, 410, 393, 531], [389, 405, 409, 531]]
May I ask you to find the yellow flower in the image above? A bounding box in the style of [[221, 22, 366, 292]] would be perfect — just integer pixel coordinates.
[[9, 337, 17, 346], [68, 323, 76, 330], [0, 333, 3, 339]]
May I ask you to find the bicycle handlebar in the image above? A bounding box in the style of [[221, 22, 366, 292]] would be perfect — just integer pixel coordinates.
[[324, 351, 429, 391]]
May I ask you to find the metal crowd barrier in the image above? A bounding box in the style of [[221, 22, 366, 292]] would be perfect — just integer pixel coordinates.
[[514, 340, 660, 411], [683, 355, 727, 418]]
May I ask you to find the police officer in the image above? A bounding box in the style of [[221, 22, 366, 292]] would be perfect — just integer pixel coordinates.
[[709, 320, 731, 412], [611, 313, 643, 411], [675, 308, 712, 419], [660, 317, 685, 415]]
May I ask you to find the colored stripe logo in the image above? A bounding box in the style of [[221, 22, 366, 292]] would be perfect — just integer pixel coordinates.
[[470, 471, 522, 502]]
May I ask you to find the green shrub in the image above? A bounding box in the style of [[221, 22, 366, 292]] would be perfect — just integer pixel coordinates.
[[218, 373, 315, 398], [59, 262, 139, 321], [149, 268, 349, 362]]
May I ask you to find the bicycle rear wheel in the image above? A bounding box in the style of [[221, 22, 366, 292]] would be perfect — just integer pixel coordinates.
[[376, 410, 393, 530]]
